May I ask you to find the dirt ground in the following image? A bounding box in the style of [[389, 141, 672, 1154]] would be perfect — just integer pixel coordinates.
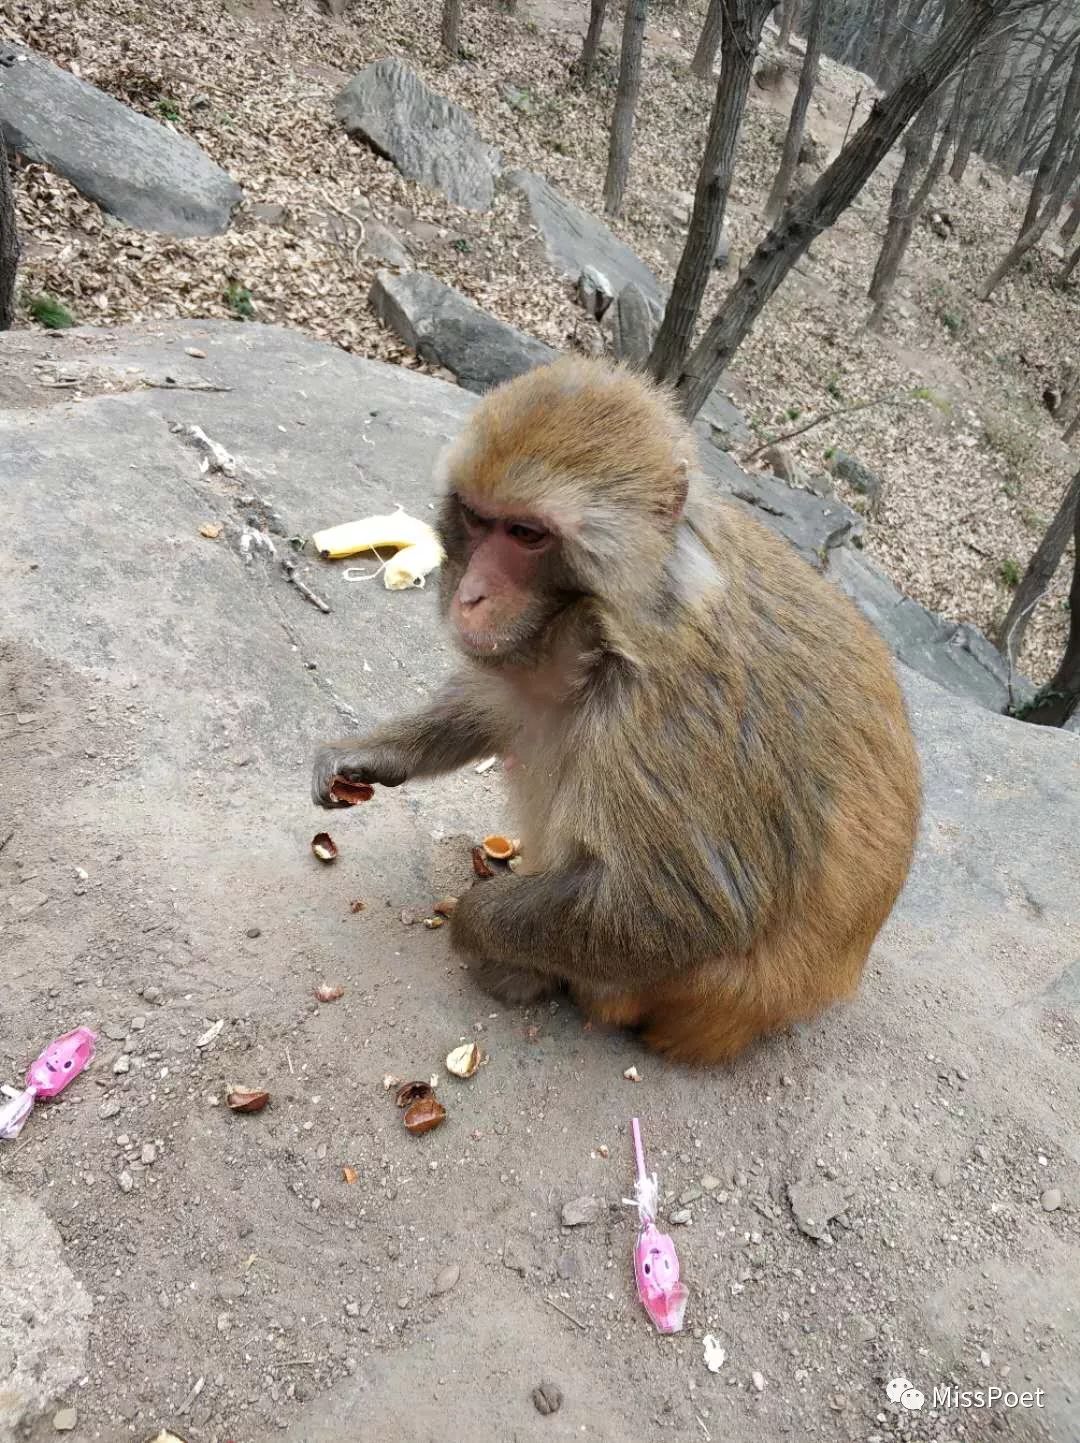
[[1, 321, 1078, 1443]]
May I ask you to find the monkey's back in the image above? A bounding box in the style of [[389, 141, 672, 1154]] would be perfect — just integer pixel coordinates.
[[569, 495, 921, 1062]]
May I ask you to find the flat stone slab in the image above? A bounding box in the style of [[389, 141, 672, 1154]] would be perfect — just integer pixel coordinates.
[[336, 58, 500, 211], [370, 269, 554, 393], [0, 43, 243, 236], [0, 321, 1077, 1443]]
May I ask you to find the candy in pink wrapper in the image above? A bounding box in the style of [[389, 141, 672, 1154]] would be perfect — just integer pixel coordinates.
[[626, 1116, 689, 1334], [0, 1026, 97, 1141]]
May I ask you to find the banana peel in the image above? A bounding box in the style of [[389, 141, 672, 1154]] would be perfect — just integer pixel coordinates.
[[311, 509, 445, 591]]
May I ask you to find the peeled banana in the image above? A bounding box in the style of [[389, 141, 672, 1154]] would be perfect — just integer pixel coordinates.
[[311, 509, 445, 591]]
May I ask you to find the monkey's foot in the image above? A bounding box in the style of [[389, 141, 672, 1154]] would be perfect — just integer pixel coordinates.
[[469, 957, 558, 1007]]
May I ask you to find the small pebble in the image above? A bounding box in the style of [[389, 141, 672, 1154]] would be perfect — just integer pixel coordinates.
[[141, 1143, 157, 1165], [556, 1252, 578, 1281], [130, 1015, 146, 1032], [932, 1162, 953, 1188], [751, 1370, 766, 1392], [700, 1174, 722, 1191], [1041, 1188, 1062, 1212], [141, 985, 162, 1004], [669, 1208, 693, 1226], [532, 1381, 563, 1416], [118, 1170, 134, 1193], [246, 926, 261, 939], [99, 1100, 121, 1119], [53, 1408, 77, 1432], [112, 1055, 131, 1075], [432, 1263, 460, 1296], [344, 1302, 360, 1317]]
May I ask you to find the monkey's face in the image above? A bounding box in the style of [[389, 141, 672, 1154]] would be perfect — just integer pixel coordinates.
[[438, 491, 573, 662]]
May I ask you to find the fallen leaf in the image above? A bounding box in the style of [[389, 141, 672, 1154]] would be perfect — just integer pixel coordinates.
[[471, 846, 494, 879], [195, 1019, 224, 1049], [314, 983, 344, 1002], [404, 1095, 447, 1135], [446, 1042, 481, 1079], [342, 1165, 358, 1184], [394, 1079, 435, 1108], [227, 1087, 270, 1113], [199, 522, 222, 539], [311, 832, 338, 863], [349, 899, 365, 913]]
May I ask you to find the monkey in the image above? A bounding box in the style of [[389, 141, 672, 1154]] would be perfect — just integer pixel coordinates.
[[312, 358, 921, 1065]]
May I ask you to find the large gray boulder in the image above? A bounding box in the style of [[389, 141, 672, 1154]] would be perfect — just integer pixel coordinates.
[[0, 43, 242, 235], [370, 269, 554, 393], [1, 321, 1077, 1443], [336, 58, 500, 211], [506, 169, 662, 304]]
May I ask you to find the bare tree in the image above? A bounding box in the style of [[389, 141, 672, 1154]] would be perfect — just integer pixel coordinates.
[[982, 129, 1080, 296], [673, 0, 1037, 421], [691, 0, 724, 79], [603, 0, 649, 217], [441, 0, 463, 54], [949, 37, 1010, 181], [0, 140, 16, 331], [576, 0, 608, 82], [1018, 33, 1080, 233], [868, 89, 948, 319], [765, 0, 828, 221], [777, 0, 798, 48], [997, 467, 1080, 677], [648, 0, 774, 385]]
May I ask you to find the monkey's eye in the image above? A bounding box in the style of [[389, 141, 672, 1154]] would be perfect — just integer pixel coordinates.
[[456, 497, 490, 532], [506, 521, 549, 549]]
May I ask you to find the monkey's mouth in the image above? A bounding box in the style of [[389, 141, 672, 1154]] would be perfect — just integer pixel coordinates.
[[455, 628, 512, 661]]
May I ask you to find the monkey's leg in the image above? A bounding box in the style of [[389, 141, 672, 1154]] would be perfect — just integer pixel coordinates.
[[450, 866, 684, 1007], [313, 676, 511, 804]]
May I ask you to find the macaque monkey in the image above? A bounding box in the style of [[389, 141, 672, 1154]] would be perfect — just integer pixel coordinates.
[[312, 359, 921, 1064]]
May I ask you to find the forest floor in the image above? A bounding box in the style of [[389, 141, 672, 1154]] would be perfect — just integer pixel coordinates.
[[2, 0, 1077, 680]]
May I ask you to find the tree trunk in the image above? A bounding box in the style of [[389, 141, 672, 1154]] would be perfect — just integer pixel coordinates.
[[0, 141, 17, 331], [881, 0, 933, 90], [648, 0, 773, 385], [868, 91, 943, 312], [441, 0, 463, 54], [1020, 38, 1080, 236], [778, 0, 798, 48], [949, 40, 1005, 183], [1060, 197, 1080, 242], [996, 467, 1080, 669], [674, 0, 1020, 422], [602, 0, 649, 217], [577, 0, 608, 82], [982, 131, 1080, 298], [1002, 28, 1055, 176], [1060, 235, 1080, 287], [765, 0, 827, 222], [691, 0, 724, 79]]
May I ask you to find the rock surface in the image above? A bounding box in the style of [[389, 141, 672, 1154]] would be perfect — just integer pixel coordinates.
[[0, 1184, 92, 1432], [336, 58, 500, 211], [0, 43, 242, 235], [2, 322, 1077, 1443], [370, 269, 554, 392], [506, 169, 662, 304]]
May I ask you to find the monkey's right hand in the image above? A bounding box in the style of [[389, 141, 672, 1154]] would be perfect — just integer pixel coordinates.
[[311, 740, 409, 808]]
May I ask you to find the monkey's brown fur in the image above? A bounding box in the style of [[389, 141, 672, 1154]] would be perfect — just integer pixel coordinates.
[[313, 359, 921, 1065]]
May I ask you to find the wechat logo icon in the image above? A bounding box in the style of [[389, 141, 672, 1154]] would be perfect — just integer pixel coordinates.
[[887, 1377, 925, 1411]]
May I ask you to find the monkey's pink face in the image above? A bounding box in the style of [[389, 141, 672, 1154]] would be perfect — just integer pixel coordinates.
[[443, 492, 561, 660]]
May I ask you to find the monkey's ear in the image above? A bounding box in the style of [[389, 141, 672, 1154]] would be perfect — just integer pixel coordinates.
[[668, 458, 690, 518]]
